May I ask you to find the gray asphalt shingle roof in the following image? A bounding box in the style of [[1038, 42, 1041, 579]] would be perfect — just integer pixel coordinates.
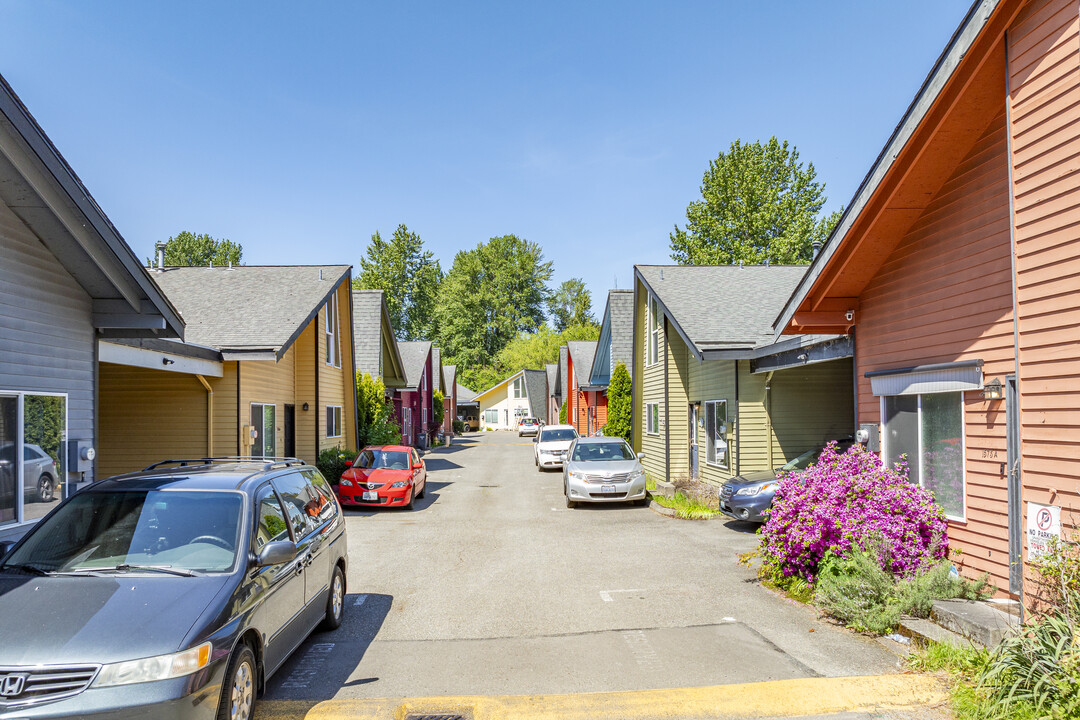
[[431, 347, 442, 392], [151, 265, 351, 353], [608, 289, 634, 376], [523, 368, 547, 421], [443, 364, 457, 396], [545, 364, 557, 396], [636, 265, 808, 351], [567, 341, 597, 389], [352, 290, 385, 378], [457, 383, 477, 403], [396, 340, 432, 389]]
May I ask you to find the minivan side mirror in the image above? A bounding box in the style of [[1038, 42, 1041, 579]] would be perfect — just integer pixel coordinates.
[[255, 540, 297, 567]]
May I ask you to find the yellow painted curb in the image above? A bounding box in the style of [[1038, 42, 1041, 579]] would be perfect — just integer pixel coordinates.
[[256, 674, 948, 719]]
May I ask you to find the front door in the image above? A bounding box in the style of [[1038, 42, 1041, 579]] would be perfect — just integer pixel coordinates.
[[689, 404, 699, 480], [1006, 375, 1022, 595], [283, 405, 295, 458]]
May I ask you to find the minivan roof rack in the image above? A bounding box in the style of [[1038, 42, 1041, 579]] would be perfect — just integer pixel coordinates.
[[143, 457, 307, 472]]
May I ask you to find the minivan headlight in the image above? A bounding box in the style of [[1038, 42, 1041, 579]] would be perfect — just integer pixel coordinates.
[[94, 642, 212, 687]]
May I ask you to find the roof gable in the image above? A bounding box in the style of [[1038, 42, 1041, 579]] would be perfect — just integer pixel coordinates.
[[352, 289, 406, 386], [567, 341, 598, 389], [152, 265, 350, 358], [589, 289, 634, 385], [636, 265, 807, 358], [396, 340, 432, 389]]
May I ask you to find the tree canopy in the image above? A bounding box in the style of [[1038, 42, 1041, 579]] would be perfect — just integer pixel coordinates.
[[670, 137, 841, 265], [354, 225, 443, 341], [151, 231, 242, 268], [547, 278, 595, 332], [436, 234, 552, 376], [462, 323, 599, 393]]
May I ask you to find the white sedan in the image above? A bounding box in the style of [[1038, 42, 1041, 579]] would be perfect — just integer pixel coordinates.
[[533, 424, 578, 470]]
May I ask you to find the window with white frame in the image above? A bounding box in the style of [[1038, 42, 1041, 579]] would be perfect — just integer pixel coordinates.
[[421, 369, 426, 393], [0, 392, 67, 527], [512, 376, 524, 398], [250, 403, 277, 458], [883, 391, 965, 519], [326, 405, 343, 438], [324, 293, 341, 368], [483, 409, 499, 425], [704, 400, 728, 468], [648, 296, 660, 366], [645, 402, 659, 435]]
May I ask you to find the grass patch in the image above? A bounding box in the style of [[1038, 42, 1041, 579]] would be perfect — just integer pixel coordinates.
[[645, 473, 656, 492], [649, 490, 720, 520], [907, 642, 1039, 720]]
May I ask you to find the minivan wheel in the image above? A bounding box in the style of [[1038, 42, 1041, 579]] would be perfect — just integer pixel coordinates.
[[321, 566, 345, 631], [37, 474, 54, 503], [218, 644, 255, 720]]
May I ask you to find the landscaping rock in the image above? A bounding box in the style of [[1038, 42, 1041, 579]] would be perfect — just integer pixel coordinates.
[[653, 480, 676, 499]]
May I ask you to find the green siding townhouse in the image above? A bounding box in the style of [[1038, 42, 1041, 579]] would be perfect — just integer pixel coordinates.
[[630, 265, 856, 486]]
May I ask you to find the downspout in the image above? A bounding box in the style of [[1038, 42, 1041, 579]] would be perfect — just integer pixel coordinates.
[[1004, 31, 1025, 619], [734, 361, 740, 477], [663, 316, 670, 482], [764, 371, 774, 470], [314, 313, 321, 458], [196, 375, 214, 457]]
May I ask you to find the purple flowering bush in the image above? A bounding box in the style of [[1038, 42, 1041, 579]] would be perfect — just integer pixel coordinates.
[[758, 443, 948, 582]]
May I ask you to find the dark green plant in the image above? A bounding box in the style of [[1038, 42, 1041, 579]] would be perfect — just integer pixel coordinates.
[[356, 372, 402, 446], [433, 389, 445, 431], [353, 225, 443, 341], [149, 231, 242, 268], [316, 448, 358, 484], [605, 362, 631, 442], [558, 401, 567, 424], [452, 419, 465, 434], [23, 395, 65, 465], [813, 541, 992, 635]]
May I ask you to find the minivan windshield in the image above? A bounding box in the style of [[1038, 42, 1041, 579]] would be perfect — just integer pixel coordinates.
[[539, 429, 576, 442], [357, 450, 410, 470], [571, 441, 636, 462], [1, 490, 243, 574]]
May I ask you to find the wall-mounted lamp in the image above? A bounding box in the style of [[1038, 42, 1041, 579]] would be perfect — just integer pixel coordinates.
[[845, 310, 854, 322], [162, 357, 175, 366], [302, 402, 310, 411], [982, 377, 1003, 400]]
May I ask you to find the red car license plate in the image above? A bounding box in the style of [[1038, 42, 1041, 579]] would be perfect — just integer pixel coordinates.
[[362, 491, 378, 501]]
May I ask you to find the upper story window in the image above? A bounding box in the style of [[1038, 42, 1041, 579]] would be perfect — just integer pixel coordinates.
[[647, 296, 660, 366], [324, 292, 341, 368], [513, 376, 524, 398]]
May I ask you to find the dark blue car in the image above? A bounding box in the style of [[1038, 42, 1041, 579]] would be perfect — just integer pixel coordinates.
[[719, 442, 853, 523], [0, 458, 347, 719]]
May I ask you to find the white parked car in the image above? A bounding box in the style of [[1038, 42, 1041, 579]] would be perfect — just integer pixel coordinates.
[[533, 425, 578, 470], [517, 417, 541, 436], [563, 436, 647, 507]]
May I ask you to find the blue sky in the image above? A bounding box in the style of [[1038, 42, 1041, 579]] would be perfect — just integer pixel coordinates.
[[2, 1, 972, 316]]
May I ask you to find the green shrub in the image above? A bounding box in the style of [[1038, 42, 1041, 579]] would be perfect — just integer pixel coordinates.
[[356, 372, 402, 446], [432, 389, 445, 431], [813, 541, 992, 635], [558, 400, 567, 424], [316, 447, 358, 484], [605, 362, 631, 442], [452, 419, 465, 434]]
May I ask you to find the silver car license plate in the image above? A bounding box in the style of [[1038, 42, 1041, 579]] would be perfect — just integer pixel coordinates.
[[362, 491, 378, 501], [601, 484, 617, 494]]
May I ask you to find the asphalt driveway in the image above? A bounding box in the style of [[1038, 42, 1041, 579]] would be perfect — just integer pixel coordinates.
[[262, 431, 902, 704]]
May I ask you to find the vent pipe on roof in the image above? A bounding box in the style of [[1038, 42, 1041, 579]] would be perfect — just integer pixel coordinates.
[[812, 240, 822, 259], [659, 269, 664, 281], [154, 242, 166, 271], [319, 269, 324, 281]]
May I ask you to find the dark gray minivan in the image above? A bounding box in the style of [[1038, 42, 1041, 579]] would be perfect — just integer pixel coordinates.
[[0, 458, 347, 719]]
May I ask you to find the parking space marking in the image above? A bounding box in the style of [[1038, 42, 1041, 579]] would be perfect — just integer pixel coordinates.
[[620, 630, 663, 672], [599, 589, 644, 602], [278, 642, 335, 689], [353, 594, 368, 607]]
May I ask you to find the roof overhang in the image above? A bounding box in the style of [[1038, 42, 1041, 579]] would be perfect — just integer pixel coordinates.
[[750, 335, 854, 374], [99, 339, 224, 377], [0, 75, 185, 340], [774, 0, 1016, 338], [380, 305, 407, 388], [273, 267, 352, 361]]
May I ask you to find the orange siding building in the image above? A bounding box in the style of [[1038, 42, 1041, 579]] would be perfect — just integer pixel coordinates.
[[776, 0, 1080, 603]]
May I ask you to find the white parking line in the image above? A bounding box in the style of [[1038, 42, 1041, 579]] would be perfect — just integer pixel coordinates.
[[353, 594, 368, 607], [599, 589, 645, 602]]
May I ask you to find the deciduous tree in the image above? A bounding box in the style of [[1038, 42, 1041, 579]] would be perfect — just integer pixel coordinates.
[[670, 137, 841, 265], [354, 225, 443, 341], [547, 278, 595, 332], [150, 231, 242, 267]]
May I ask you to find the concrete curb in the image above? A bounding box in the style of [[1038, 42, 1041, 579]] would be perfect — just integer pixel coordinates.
[[258, 674, 949, 720], [646, 496, 725, 521]]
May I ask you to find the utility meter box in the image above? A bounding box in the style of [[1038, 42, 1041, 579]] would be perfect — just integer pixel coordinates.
[[856, 423, 880, 453], [67, 440, 96, 473]]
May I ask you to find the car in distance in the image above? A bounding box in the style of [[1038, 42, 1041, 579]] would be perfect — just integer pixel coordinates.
[[336, 445, 427, 510], [0, 457, 347, 719], [517, 417, 541, 437], [0, 443, 59, 504], [533, 424, 578, 471], [719, 441, 854, 523], [563, 436, 647, 508]]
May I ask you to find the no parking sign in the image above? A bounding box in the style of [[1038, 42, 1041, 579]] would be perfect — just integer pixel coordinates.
[[1026, 502, 1061, 559]]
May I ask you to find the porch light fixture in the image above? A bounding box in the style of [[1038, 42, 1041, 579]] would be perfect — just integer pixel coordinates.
[[982, 377, 1003, 400], [302, 402, 309, 411], [162, 357, 175, 366]]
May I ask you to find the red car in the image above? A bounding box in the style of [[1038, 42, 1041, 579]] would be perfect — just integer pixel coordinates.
[[336, 445, 427, 509]]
